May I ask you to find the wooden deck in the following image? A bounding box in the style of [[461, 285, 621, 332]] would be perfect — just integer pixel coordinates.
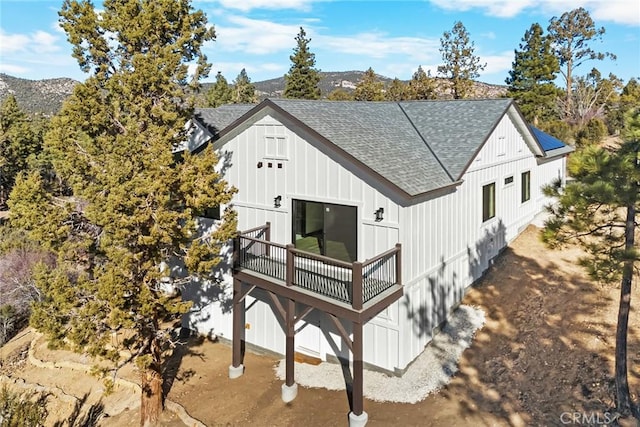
[[234, 223, 402, 312], [240, 253, 397, 305], [230, 222, 404, 423]]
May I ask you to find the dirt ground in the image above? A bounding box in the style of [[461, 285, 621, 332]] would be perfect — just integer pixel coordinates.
[[1, 225, 639, 426]]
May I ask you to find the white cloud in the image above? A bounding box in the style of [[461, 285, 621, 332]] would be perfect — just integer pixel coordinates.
[[0, 63, 29, 75], [319, 32, 440, 63], [32, 31, 61, 53], [205, 0, 313, 12], [0, 30, 30, 54], [427, 0, 640, 25], [0, 27, 78, 79], [0, 29, 61, 55], [428, 0, 533, 18], [479, 51, 514, 78], [215, 16, 299, 54], [481, 31, 497, 40]]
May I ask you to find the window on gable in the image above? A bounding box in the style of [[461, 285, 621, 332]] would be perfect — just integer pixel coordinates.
[[265, 136, 288, 159], [521, 171, 531, 203], [482, 183, 496, 222]]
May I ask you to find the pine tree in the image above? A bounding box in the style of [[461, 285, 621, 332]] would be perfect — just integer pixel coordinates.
[[205, 71, 232, 107], [407, 66, 437, 100], [438, 21, 486, 99], [6, 1, 237, 425], [283, 27, 321, 100], [542, 109, 640, 418], [547, 7, 616, 119], [385, 78, 407, 101], [231, 68, 257, 104], [0, 95, 43, 209], [506, 23, 561, 125], [327, 88, 353, 101], [608, 78, 640, 133], [353, 68, 385, 101]]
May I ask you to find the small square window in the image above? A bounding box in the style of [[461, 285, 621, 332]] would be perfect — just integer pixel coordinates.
[[265, 136, 288, 159]]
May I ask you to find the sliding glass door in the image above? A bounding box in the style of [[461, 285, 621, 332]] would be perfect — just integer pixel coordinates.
[[292, 200, 357, 262]]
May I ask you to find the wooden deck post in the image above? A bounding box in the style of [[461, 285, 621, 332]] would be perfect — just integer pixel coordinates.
[[265, 222, 271, 257], [286, 244, 295, 287], [282, 297, 298, 402], [285, 299, 295, 386], [232, 236, 240, 270], [352, 262, 363, 310], [229, 278, 245, 379], [349, 320, 367, 425], [395, 243, 402, 285]]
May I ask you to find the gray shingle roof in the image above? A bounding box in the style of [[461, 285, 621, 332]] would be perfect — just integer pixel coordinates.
[[194, 104, 254, 134], [399, 99, 512, 179], [194, 98, 524, 196], [269, 99, 453, 195]]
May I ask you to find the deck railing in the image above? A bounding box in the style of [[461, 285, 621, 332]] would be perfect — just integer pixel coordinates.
[[234, 222, 401, 310]]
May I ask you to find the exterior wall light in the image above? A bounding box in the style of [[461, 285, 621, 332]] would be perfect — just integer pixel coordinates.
[[375, 207, 384, 222], [274, 195, 282, 208]]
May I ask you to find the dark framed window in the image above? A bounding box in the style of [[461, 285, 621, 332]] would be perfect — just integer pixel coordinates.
[[482, 183, 495, 222], [504, 176, 514, 185], [202, 205, 221, 220], [292, 200, 357, 263], [521, 171, 531, 203]]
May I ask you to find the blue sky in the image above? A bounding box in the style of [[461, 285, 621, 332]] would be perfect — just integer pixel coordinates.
[[1, 0, 639, 87]]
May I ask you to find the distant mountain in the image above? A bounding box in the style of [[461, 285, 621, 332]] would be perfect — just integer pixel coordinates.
[[250, 70, 393, 98], [249, 71, 508, 100], [1, 71, 507, 116], [0, 73, 77, 116]]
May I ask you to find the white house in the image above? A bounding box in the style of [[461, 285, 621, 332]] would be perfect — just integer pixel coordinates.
[[181, 98, 572, 425]]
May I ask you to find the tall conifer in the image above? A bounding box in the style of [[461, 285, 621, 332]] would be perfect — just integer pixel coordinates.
[[506, 23, 561, 125], [283, 27, 321, 99], [231, 68, 257, 103], [547, 8, 616, 119], [7, 1, 237, 425], [206, 71, 233, 107], [438, 21, 486, 99], [543, 110, 640, 418], [353, 68, 385, 101]]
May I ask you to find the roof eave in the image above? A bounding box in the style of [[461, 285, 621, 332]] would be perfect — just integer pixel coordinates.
[[543, 145, 575, 158], [507, 104, 546, 157]]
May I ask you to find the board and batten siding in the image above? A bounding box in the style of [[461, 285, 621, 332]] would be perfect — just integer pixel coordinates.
[[395, 113, 566, 369], [184, 111, 568, 373], [186, 114, 403, 371]]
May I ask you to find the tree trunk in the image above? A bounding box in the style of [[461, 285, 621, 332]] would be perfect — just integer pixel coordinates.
[[614, 203, 636, 416], [140, 365, 163, 426], [564, 61, 572, 121], [140, 337, 163, 427]]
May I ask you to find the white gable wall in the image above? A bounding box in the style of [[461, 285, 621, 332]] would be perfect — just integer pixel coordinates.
[[185, 114, 404, 371], [396, 113, 566, 369]]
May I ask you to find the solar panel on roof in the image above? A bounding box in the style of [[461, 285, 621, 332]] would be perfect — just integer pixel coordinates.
[[530, 126, 566, 151]]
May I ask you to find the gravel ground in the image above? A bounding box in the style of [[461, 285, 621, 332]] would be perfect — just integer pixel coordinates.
[[275, 304, 485, 404]]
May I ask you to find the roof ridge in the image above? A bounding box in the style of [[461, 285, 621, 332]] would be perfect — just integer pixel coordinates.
[[397, 102, 455, 182]]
